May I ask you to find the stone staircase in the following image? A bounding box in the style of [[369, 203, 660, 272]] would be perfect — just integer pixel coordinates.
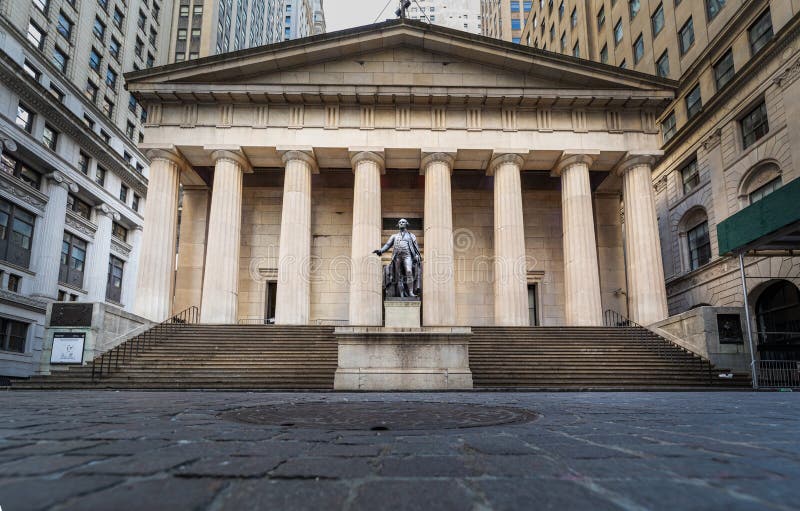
[[13, 324, 751, 390], [470, 326, 751, 389]]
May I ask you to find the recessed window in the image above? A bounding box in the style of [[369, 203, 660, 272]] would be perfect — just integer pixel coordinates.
[[629, 0, 640, 19], [1, 153, 41, 189], [52, 46, 68, 72], [33, 0, 48, 13], [15, 104, 34, 133], [119, 184, 129, 203], [687, 221, 711, 270], [93, 17, 106, 41], [749, 177, 781, 204], [110, 38, 121, 61], [132, 194, 140, 212], [713, 49, 735, 90], [42, 124, 59, 151], [23, 60, 40, 81], [128, 95, 137, 113], [67, 194, 91, 219], [0, 197, 36, 268], [560, 32, 566, 51], [633, 34, 644, 63], [600, 44, 608, 64], [106, 255, 124, 303], [57, 12, 73, 40], [0, 317, 28, 354], [570, 7, 577, 27], [706, 0, 726, 21], [741, 100, 769, 148], [89, 48, 101, 73], [656, 51, 670, 77], [49, 83, 65, 103], [597, 6, 605, 29], [651, 3, 664, 36], [84, 80, 99, 102], [60, 232, 87, 287], [177, 28, 187, 41], [685, 84, 702, 120], [95, 166, 106, 186], [572, 41, 580, 58], [179, 5, 189, 16], [7, 274, 20, 292], [193, 5, 203, 15], [681, 157, 700, 194], [125, 121, 135, 140], [78, 152, 90, 175], [113, 8, 125, 29], [662, 111, 676, 142], [27, 21, 45, 49], [102, 97, 114, 119], [106, 67, 118, 88], [679, 17, 695, 55], [614, 19, 623, 45], [749, 9, 773, 55]]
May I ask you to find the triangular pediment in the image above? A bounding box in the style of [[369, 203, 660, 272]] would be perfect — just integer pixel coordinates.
[[127, 19, 675, 106]]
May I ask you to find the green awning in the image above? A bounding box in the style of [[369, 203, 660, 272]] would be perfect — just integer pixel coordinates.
[[717, 178, 800, 255]]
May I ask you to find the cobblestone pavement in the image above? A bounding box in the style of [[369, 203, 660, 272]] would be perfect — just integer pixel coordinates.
[[0, 391, 798, 511]]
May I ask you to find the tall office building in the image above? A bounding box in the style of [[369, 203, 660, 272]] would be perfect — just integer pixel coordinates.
[[481, 0, 531, 42], [312, 0, 325, 35], [406, 0, 482, 34], [283, 0, 322, 40], [520, 1, 800, 363], [168, 0, 285, 61], [0, 0, 169, 376]]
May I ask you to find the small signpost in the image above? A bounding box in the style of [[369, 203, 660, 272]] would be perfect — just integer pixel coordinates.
[[50, 332, 86, 364]]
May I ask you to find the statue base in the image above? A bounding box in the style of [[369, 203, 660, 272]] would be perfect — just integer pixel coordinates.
[[333, 327, 473, 391], [384, 298, 421, 328]]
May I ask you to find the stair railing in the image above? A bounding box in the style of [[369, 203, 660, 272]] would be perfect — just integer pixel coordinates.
[[91, 306, 200, 381], [603, 309, 712, 382]]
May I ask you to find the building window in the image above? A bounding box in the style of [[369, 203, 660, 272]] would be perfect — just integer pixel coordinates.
[[0, 197, 36, 268], [84, 80, 99, 102], [1, 153, 41, 189], [177, 28, 187, 41], [656, 51, 670, 77], [106, 255, 124, 303], [7, 274, 21, 292], [95, 166, 106, 186], [629, 0, 640, 19], [600, 44, 608, 64], [570, 7, 577, 27], [112, 222, 128, 241], [0, 318, 28, 353], [619, 59, 627, 69], [33, 0, 48, 13], [110, 38, 121, 61], [560, 32, 566, 51], [59, 232, 87, 287], [687, 221, 711, 270], [89, 48, 102, 73], [180, 5, 189, 16], [106, 68, 118, 88], [102, 97, 114, 118], [128, 95, 137, 113], [706, 0, 726, 21], [749, 177, 781, 204], [49, 83, 65, 103], [22, 60, 40, 81], [57, 12, 73, 40], [15, 104, 34, 133], [681, 158, 700, 194], [749, 9, 773, 55], [27, 21, 45, 49], [119, 184, 129, 203], [714, 49, 735, 90], [662, 111, 676, 143], [679, 17, 695, 54], [597, 6, 605, 29], [137, 10, 147, 30], [633, 34, 644, 64], [194, 5, 203, 15], [175, 53, 186, 62], [741, 100, 769, 148], [100, 130, 110, 144], [52, 46, 68, 73], [67, 194, 92, 218], [572, 41, 580, 58], [42, 124, 59, 150], [651, 3, 664, 36], [78, 152, 90, 175], [135, 37, 144, 58], [93, 17, 106, 41], [113, 7, 125, 29], [132, 194, 140, 212], [685, 84, 702, 120], [98, 0, 108, 11], [614, 19, 623, 45]]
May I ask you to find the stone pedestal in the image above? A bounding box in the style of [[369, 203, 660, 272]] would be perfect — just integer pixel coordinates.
[[333, 327, 473, 391], [384, 299, 421, 328]]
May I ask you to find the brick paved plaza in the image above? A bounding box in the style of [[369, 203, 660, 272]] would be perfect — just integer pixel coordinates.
[[0, 391, 797, 510]]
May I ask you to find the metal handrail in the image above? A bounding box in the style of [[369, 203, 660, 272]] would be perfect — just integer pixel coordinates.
[[603, 309, 712, 382], [91, 306, 200, 381], [755, 360, 800, 388]]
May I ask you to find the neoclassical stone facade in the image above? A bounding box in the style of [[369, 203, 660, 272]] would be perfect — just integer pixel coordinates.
[[127, 20, 674, 328]]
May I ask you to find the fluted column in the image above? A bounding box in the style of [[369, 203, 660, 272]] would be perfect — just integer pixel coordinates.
[[275, 151, 316, 325], [134, 150, 183, 322], [555, 154, 603, 326], [200, 151, 250, 323], [349, 151, 384, 326], [618, 155, 669, 325], [421, 152, 456, 326], [174, 187, 209, 314], [30, 172, 77, 300], [120, 226, 143, 310], [489, 154, 529, 326], [86, 204, 118, 302]]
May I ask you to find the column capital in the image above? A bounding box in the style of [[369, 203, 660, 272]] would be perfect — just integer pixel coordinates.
[[94, 203, 120, 221], [46, 171, 78, 193], [142, 145, 189, 172], [614, 152, 662, 177], [279, 148, 319, 174], [487, 153, 525, 176], [552, 151, 600, 177], [349, 150, 385, 174], [420, 152, 456, 175], [208, 148, 253, 174]]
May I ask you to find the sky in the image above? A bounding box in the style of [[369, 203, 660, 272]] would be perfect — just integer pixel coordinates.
[[325, 0, 400, 32]]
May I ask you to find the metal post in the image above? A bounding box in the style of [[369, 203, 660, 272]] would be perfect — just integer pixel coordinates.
[[739, 252, 758, 390]]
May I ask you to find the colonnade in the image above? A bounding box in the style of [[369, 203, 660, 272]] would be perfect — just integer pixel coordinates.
[[134, 148, 669, 327]]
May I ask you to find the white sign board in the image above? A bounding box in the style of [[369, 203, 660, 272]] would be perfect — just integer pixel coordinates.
[[50, 332, 85, 364]]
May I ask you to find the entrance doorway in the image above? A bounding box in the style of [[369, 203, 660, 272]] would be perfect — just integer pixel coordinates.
[[755, 280, 800, 360], [264, 281, 277, 324], [527, 284, 539, 326]]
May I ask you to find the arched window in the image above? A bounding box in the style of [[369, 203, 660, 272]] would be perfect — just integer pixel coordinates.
[[678, 207, 711, 272], [738, 161, 782, 207], [755, 280, 800, 360]]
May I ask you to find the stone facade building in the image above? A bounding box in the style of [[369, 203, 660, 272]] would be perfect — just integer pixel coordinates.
[[0, 0, 164, 376], [406, 0, 482, 34], [127, 19, 674, 333], [481, 0, 531, 43]]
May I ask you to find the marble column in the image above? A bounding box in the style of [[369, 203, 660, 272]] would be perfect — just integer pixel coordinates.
[[134, 150, 182, 322], [275, 151, 316, 325], [618, 155, 669, 325], [30, 172, 77, 300], [555, 154, 603, 326], [421, 153, 456, 326], [174, 187, 209, 314], [120, 226, 143, 311], [489, 154, 529, 326], [86, 204, 118, 302], [349, 151, 384, 326], [200, 151, 250, 323]]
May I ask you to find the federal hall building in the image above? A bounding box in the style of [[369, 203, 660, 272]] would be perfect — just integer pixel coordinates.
[[127, 19, 674, 331]]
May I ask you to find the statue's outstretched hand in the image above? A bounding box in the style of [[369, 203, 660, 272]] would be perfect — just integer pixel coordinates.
[[372, 249, 382, 256]]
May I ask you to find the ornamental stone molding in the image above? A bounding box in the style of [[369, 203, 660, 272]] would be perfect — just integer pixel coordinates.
[[0, 171, 47, 211], [65, 211, 98, 237], [487, 153, 525, 176], [773, 56, 800, 88], [46, 171, 79, 193], [94, 203, 121, 221], [0, 289, 47, 312], [701, 129, 722, 151], [111, 238, 132, 258]]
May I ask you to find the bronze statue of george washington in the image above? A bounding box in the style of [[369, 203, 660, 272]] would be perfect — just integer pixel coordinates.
[[373, 219, 422, 298]]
